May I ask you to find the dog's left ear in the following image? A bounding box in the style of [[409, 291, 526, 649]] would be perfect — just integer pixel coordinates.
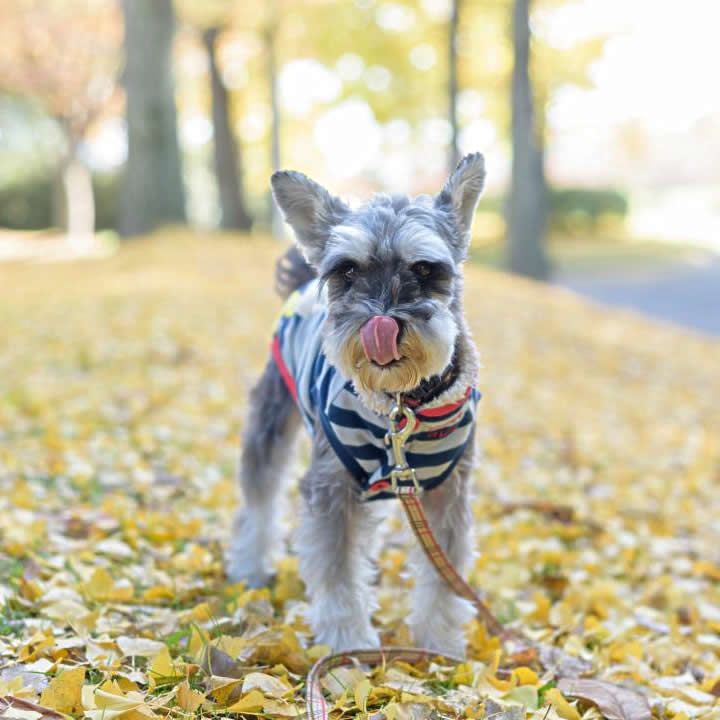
[[434, 152, 486, 252], [271, 170, 350, 266]]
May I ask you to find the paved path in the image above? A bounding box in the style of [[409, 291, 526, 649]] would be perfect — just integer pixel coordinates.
[[557, 255, 720, 337]]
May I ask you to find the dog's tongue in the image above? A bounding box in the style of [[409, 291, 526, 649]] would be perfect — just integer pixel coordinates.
[[360, 315, 401, 366]]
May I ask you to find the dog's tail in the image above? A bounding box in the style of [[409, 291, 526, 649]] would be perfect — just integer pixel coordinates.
[[274, 244, 316, 299]]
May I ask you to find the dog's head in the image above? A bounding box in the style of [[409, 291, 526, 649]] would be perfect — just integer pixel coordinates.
[[271, 153, 485, 395]]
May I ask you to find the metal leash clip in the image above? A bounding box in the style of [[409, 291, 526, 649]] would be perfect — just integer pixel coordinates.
[[385, 393, 423, 495]]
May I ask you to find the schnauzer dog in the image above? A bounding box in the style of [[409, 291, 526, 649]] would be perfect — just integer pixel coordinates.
[[227, 153, 486, 656]]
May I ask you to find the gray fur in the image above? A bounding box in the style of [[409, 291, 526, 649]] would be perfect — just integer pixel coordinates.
[[271, 170, 350, 266], [226, 360, 301, 587], [228, 154, 486, 654]]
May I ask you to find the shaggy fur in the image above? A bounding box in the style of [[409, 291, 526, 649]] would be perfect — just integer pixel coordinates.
[[227, 154, 487, 655]]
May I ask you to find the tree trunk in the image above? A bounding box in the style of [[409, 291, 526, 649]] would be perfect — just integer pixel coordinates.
[[64, 157, 95, 248], [52, 133, 95, 244], [448, 0, 460, 171], [120, 0, 186, 238], [202, 27, 253, 232], [506, 0, 550, 280], [265, 6, 284, 239]]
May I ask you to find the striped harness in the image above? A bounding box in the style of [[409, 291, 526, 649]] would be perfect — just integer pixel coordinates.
[[271, 281, 480, 500]]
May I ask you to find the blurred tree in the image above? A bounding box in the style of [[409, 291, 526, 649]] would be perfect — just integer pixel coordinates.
[[264, 0, 284, 239], [202, 26, 253, 230], [177, 0, 254, 230], [120, 0, 186, 237], [448, 0, 461, 171], [506, 0, 550, 279], [0, 0, 121, 239]]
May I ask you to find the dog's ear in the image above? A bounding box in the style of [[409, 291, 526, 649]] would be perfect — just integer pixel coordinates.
[[271, 170, 350, 265], [434, 152, 485, 252]]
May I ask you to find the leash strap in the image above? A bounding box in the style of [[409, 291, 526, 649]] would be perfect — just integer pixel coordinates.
[[397, 491, 505, 637], [306, 647, 462, 720]]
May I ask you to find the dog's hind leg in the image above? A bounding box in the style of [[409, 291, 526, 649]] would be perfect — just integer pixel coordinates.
[[226, 359, 301, 587]]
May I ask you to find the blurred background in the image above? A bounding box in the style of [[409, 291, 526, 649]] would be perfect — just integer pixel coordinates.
[[0, 0, 718, 334]]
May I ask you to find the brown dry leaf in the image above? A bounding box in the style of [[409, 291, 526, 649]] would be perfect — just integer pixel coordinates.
[[558, 678, 652, 720], [38, 667, 85, 714], [201, 645, 247, 679], [0, 697, 64, 720]]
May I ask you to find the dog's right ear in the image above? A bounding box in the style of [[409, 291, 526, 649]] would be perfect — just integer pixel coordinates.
[[271, 170, 350, 266]]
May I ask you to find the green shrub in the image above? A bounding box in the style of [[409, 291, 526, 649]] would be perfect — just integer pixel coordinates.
[[477, 187, 628, 239], [0, 175, 53, 230], [0, 171, 120, 231], [549, 188, 628, 235]]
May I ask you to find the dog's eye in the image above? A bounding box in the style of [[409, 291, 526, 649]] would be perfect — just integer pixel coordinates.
[[412, 261, 433, 279], [336, 261, 358, 283]]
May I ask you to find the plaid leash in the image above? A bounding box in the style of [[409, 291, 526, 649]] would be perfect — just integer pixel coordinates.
[[306, 647, 462, 720], [397, 490, 505, 637]]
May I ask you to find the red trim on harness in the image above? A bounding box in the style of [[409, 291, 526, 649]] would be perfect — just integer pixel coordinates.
[[271, 335, 298, 402], [415, 386, 472, 418], [367, 479, 392, 494]]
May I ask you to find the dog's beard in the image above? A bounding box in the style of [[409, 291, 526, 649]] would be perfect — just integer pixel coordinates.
[[327, 315, 457, 394]]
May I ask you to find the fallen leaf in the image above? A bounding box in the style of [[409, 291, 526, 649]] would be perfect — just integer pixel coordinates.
[[354, 678, 372, 711], [226, 689, 265, 713], [545, 687, 582, 720], [0, 698, 64, 720], [39, 667, 85, 714], [117, 637, 166, 658], [558, 678, 652, 720], [176, 681, 205, 712], [242, 672, 292, 698]]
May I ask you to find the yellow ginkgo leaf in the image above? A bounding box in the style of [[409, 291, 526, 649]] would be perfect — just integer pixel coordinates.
[[545, 688, 582, 720], [148, 646, 180, 679], [39, 667, 85, 714], [226, 689, 265, 713], [176, 680, 205, 712], [354, 678, 372, 711]]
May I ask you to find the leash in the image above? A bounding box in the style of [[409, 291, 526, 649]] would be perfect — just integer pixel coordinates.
[[303, 396, 649, 720], [306, 393, 511, 720]]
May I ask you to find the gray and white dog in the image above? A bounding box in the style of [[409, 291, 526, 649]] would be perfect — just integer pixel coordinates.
[[227, 153, 486, 656]]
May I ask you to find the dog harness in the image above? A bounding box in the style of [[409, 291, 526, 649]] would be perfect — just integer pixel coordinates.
[[271, 281, 480, 501]]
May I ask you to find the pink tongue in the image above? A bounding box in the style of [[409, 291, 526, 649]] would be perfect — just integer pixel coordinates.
[[360, 315, 401, 366]]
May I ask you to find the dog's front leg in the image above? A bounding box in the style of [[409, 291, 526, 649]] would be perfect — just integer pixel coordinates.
[[408, 452, 476, 657], [296, 432, 384, 651]]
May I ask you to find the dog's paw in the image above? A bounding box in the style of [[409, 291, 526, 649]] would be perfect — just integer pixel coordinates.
[[411, 625, 466, 659], [225, 509, 276, 587], [225, 541, 274, 587], [409, 593, 473, 659], [313, 622, 380, 652]]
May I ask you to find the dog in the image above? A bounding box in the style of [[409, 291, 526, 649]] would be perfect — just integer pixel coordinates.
[[227, 153, 486, 656]]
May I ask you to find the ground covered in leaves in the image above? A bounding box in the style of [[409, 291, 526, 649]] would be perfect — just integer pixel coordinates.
[[1, 235, 719, 720]]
